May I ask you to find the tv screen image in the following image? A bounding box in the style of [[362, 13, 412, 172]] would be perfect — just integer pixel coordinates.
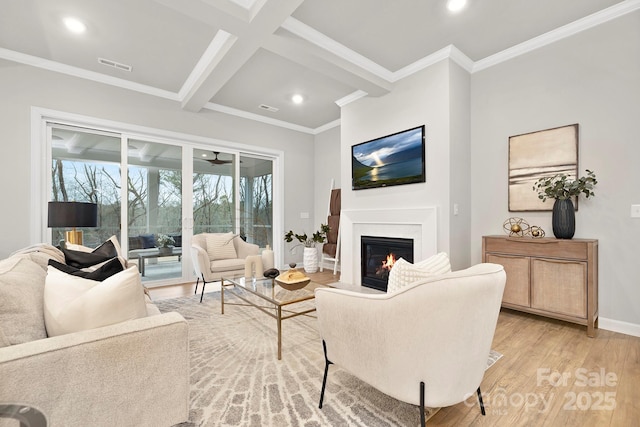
[[351, 125, 425, 190]]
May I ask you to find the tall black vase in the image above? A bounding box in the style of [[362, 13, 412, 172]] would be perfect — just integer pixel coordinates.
[[552, 199, 575, 239]]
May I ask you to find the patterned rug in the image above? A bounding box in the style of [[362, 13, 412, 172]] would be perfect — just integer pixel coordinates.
[[156, 293, 502, 427]]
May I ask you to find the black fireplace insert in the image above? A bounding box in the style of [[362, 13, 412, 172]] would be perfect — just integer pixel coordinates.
[[361, 236, 413, 292]]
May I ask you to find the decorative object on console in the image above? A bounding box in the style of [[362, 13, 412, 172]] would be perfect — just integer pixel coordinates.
[[47, 201, 98, 245], [284, 224, 329, 273], [526, 226, 545, 238], [533, 169, 597, 239], [508, 124, 578, 212], [351, 125, 426, 190], [502, 217, 529, 237], [502, 218, 545, 238]]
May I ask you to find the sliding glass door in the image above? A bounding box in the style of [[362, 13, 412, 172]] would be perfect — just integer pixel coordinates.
[[193, 149, 236, 234], [127, 140, 183, 281], [46, 120, 276, 286], [50, 126, 122, 247], [239, 154, 273, 248]]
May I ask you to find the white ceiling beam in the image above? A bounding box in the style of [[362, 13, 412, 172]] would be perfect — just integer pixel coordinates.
[[179, 0, 305, 112], [263, 33, 392, 97]]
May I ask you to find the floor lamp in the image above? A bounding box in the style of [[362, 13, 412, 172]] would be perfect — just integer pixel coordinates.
[[47, 201, 98, 245]]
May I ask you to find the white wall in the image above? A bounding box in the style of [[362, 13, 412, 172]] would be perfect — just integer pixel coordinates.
[[470, 11, 640, 328], [0, 61, 315, 264], [312, 125, 341, 269], [339, 60, 464, 271], [449, 62, 472, 269]]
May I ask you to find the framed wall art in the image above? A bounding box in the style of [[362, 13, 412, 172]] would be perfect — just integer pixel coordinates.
[[508, 124, 578, 211]]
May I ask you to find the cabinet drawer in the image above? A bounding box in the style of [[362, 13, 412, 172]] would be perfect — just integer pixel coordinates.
[[486, 253, 530, 307], [531, 258, 587, 318], [484, 237, 589, 260]]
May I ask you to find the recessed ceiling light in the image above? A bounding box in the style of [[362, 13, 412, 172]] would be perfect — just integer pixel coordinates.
[[291, 94, 304, 104], [64, 17, 87, 34], [447, 0, 467, 13]]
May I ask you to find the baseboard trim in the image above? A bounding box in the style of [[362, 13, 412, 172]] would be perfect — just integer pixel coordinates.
[[599, 317, 640, 338]]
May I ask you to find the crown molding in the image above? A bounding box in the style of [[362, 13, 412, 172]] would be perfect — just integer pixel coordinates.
[[473, 0, 640, 73], [448, 45, 475, 73], [0, 47, 179, 101], [203, 102, 341, 135], [313, 119, 341, 134], [392, 45, 474, 81], [203, 102, 316, 134], [335, 90, 369, 107], [281, 17, 394, 81]]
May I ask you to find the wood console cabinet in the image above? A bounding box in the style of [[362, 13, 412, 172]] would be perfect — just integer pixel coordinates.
[[482, 235, 598, 337]]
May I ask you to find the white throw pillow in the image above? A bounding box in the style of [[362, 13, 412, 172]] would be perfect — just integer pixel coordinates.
[[387, 252, 451, 294], [205, 233, 238, 260], [44, 265, 147, 337]]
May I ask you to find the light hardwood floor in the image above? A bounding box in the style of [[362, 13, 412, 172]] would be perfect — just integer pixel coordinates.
[[148, 271, 640, 427]]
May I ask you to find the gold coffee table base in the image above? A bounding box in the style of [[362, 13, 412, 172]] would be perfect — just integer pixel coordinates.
[[221, 275, 327, 360]]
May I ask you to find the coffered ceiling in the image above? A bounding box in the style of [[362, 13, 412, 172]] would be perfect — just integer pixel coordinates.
[[0, 0, 635, 133]]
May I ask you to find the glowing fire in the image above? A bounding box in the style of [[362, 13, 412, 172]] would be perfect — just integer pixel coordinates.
[[381, 253, 397, 271]]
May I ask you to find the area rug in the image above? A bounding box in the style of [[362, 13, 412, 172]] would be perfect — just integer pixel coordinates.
[[156, 293, 502, 427]]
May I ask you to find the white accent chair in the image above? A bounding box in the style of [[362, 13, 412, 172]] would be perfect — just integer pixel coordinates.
[[191, 233, 274, 302], [315, 263, 506, 425]]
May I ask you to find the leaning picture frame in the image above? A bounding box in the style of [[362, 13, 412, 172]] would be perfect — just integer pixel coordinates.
[[508, 124, 579, 212]]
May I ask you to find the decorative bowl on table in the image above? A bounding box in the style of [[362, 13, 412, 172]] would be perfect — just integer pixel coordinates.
[[275, 268, 310, 291]]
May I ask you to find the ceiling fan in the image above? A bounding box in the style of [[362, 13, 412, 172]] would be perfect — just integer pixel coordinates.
[[205, 151, 233, 166]]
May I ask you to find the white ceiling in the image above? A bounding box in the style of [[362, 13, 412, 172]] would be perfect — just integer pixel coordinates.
[[0, 0, 636, 134]]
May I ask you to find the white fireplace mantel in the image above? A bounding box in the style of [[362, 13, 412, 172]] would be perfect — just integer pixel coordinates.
[[340, 207, 438, 286]]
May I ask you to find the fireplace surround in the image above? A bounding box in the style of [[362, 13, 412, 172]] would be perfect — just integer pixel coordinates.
[[340, 207, 438, 287]]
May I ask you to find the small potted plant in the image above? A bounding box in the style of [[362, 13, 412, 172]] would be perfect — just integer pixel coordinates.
[[284, 224, 330, 273], [533, 169, 597, 239], [156, 233, 176, 255]]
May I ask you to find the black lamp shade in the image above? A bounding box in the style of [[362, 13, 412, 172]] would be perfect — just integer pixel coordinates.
[[48, 202, 98, 228]]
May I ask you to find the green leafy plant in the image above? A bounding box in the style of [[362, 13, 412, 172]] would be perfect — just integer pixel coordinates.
[[284, 224, 330, 248], [156, 233, 175, 247], [533, 169, 598, 202]]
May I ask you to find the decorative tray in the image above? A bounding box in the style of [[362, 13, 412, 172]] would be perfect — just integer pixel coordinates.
[[275, 269, 311, 291]]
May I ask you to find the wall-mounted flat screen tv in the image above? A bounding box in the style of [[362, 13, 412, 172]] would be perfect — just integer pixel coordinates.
[[351, 125, 425, 190]]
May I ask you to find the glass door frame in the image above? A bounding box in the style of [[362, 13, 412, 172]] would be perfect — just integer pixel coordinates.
[[32, 108, 284, 286]]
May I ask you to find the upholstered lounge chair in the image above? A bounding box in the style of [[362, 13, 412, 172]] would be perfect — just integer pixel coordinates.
[[191, 233, 274, 302], [315, 263, 506, 425]]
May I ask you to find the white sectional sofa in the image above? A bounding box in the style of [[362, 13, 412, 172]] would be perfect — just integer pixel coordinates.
[[0, 245, 189, 427]]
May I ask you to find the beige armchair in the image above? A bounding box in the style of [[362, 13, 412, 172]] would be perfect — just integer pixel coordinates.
[[191, 233, 273, 302], [315, 263, 506, 425]]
